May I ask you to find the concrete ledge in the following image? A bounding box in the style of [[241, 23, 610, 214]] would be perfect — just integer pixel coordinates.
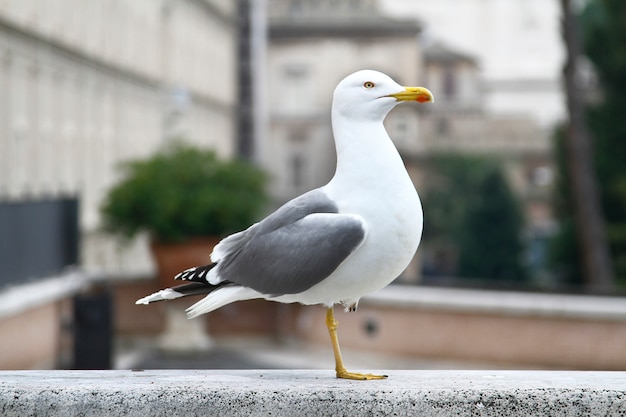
[[1, 370, 625, 416], [366, 285, 626, 321]]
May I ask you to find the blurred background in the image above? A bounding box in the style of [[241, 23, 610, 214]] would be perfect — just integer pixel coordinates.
[[0, 0, 624, 372]]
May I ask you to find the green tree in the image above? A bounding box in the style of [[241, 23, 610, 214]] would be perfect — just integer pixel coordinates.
[[550, 125, 585, 286], [422, 155, 497, 244], [552, 0, 626, 286], [555, 0, 615, 290], [457, 167, 526, 282], [422, 155, 527, 284], [582, 0, 626, 284]]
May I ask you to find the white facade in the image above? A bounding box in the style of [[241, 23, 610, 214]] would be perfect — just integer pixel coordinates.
[[380, 0, 565, 128], [0, 0, 238, 274]]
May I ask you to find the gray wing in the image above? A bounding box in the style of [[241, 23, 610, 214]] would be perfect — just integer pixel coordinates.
[[214, 189, 366, 295]]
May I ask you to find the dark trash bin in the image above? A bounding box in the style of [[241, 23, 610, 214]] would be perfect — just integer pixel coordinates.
[[73, 285, 113, 370]]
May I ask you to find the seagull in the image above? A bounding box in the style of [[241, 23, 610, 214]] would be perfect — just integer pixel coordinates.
[[136, 70, 434, 380]]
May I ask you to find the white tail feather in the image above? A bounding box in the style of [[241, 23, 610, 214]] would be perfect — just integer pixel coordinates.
[[135, 288, 184, 305], [186, 286, 262, 319]]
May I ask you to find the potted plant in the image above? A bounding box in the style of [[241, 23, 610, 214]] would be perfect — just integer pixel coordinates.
[[100, 140, 268, 287]]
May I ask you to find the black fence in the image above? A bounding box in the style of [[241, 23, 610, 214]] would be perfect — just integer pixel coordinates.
[[0, 197, 79, 288]]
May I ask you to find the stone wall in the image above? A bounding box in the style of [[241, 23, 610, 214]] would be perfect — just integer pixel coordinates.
[[1, 370, 625, 416]]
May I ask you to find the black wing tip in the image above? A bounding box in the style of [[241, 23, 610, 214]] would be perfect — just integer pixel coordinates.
[[174, 263, 217, 283]]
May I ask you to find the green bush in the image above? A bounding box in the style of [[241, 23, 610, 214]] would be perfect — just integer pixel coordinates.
[[100, 141, 268, 243]]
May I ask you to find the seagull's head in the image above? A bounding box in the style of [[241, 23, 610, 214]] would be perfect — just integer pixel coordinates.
[[332, 70, 434, 122]]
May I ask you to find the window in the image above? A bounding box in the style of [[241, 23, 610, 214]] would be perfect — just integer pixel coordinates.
[[289, 0, 304, 16], [289, 129, 307, 143], [282, 65, 311, 112], [395, 114, 407, 139], [436, 117, 449, 136], [530, 166, 553, 187], [442, 65, 456, 100], [286, 128, 309, 190], [290, 154, 305, 189]]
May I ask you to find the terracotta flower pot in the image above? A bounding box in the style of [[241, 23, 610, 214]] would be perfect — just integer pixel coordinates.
[[150, 237, 221, 289], [148, 237, 220, 351]]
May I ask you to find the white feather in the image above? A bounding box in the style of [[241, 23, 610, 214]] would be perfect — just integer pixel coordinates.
[[210, 223, 259, 263], [135, 288, 184, 305], [185, 286, 263, 319], [135, 70, 428, 325]]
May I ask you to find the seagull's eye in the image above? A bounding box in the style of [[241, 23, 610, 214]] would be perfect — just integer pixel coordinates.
[[363, 81, 375, 89]]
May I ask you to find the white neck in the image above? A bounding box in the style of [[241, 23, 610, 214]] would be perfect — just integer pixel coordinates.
[[328, 110, 408, 191]]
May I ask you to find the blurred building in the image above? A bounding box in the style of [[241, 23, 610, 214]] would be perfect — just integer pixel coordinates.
[[379, 1, 561, 235], [0, 0, 558, 284], [263, 0, 555, 283], [0, 0, 239, 277], [419, 41, 553, 189], [380, 0, 565, 129], [0, 0, 238, 369], [416, 41, 555, 282], [265, 0, 424, 203]]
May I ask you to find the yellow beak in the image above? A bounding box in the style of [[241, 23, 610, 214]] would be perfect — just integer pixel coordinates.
[[386, 87, 434, 104]]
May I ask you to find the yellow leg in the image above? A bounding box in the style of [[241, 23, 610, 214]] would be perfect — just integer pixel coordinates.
[[325, 306, 387, 380]]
